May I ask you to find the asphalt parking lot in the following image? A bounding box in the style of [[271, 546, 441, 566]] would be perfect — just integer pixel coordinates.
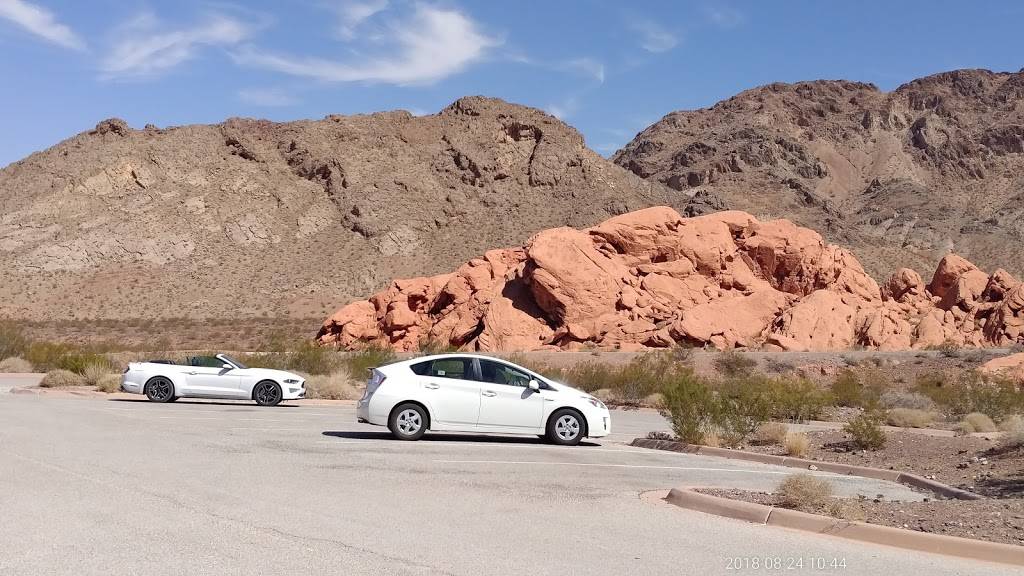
[[0, 387, 1017, 575]]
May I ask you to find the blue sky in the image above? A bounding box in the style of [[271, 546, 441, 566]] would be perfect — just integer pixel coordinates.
[[1, 0, 1022, 168]]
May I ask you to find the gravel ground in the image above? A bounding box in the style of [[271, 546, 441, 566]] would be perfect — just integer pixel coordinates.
[[696, 488, 1024, 547], [742, 429, 1022, 498]]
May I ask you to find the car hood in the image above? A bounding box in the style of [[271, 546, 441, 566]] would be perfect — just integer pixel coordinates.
[[243, 368, 303, 382]]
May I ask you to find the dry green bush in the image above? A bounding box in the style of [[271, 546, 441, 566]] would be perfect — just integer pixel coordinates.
[[914, 371, 1024, 420], [82, 363, 114, 387], [997, 416, 1024, 450], [0, 356, 34, 373], [885, 408, 937, 428], [999, 414, 1024, 432], [844, 411, 886, 449], [959, 412, 997, 434], [753, 422, 789, 446], [759, 376, 831, 422], [830, 369, 885, 409], [880, 390, 936, 411], [784, 432, 810, 457], [659, 368, 718, 444], [776, 474, 834, 513], [39, 369, 86, 388], [562, 350, 690, 405], [96, 373, 122, 393], [305, 371, 363, 400], [713, 350, 757, 378]]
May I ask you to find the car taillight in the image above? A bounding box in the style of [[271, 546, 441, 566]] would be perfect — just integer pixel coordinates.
[[364, 369, 386, 398]]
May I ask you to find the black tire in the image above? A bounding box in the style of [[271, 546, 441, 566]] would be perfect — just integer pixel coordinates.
[[546, 409, 585, 446], [144, 377, 175, 403], [253, 380, 283, 407], [388, 403, 428, 441]]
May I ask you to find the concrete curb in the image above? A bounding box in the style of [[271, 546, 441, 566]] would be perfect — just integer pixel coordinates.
[[665, 488, 1024, 566], [630, 438, 982, 500]]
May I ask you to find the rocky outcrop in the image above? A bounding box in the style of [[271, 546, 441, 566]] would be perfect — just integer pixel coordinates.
[[980, 353, 1024, 382], [318, 207, 1024, 352], [613, 69, 1024, 282]]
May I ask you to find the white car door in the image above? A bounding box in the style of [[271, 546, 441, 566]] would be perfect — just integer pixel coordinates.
[[418, 357, 481, 426], [183, 357, 243, 397], [475, 359, 545, 430]]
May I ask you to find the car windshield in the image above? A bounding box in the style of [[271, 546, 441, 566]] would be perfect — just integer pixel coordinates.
[[219, 354, 247, 369]]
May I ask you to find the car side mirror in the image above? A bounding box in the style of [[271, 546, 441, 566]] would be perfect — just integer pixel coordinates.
[[222, 363, 233, 370], [528, 379, 540, 392]]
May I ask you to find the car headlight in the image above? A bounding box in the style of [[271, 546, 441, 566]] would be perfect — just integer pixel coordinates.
[[584, 396, 606, 409], [284, 378, 301, 385]]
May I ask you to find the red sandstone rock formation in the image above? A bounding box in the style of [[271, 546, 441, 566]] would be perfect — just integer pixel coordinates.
[[317, 207, 1024, 352]]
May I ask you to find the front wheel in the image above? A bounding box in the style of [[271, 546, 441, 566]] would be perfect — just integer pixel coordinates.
[[388, 403, 427, 440], [144, 377, 175, 403], [253, 381, 283, 407], [546, 409, 585, 446]]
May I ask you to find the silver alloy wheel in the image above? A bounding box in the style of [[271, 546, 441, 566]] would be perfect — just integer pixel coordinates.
[[555, 414, 580, 440], [397, 409, 422, 435], [147, 378, 172, 401]]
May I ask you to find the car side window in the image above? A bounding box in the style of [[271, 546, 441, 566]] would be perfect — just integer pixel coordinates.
[[188, 356, 222, 368], [477, 359, 533, 387], [427, 358, 470, 380]]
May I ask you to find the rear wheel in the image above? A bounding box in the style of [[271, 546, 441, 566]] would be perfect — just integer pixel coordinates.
[[253, 381, 283, 407], [388, 403, 427, 441], [144, 377, 174, 403], [546, 409, 585, 446]]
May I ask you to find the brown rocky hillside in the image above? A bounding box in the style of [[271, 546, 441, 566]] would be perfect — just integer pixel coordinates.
[[0, 97, 677, 322], [613, 68, 1024, 281]]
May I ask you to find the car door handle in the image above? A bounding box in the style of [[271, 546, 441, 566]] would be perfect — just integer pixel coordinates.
[[187, 371, 198, 375], [481, 390, 497, 397], [424, 383, 440, 390]]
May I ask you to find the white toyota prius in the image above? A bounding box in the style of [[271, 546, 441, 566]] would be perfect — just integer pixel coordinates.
[[357, 354, 611, 445], [121, 353, 306, 406]]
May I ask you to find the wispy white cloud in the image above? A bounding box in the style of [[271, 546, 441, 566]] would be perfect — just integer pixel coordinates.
[[630, 19, 677, 53], [563, 57, 604, 84], [333, 0, 388, 39], [238, 87, 298, 107], [704, 3, 744, 28], [546, 96, 579, 120], [0, 0, 84, 50], [235, 4, 498, 86], [101, 13, 254, 79]]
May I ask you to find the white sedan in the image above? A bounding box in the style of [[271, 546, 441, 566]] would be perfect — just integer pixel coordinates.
[[357, 354, 611, 445], [121, 353, 306, 406]]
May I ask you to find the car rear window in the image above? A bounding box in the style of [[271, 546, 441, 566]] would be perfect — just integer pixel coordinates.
[[411, 358, 471, 379]]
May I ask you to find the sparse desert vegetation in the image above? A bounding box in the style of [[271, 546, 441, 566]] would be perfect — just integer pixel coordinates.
[[39, 369, 87, 388]]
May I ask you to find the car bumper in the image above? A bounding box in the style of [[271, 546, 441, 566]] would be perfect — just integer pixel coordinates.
[[587, 410, 612, 438], [282, 386, 306, 400], [121, 380, 142, 394]]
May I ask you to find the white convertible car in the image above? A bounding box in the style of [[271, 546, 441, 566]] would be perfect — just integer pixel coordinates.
[[121, 353, 306, 406], [357, 354, 611, 445]]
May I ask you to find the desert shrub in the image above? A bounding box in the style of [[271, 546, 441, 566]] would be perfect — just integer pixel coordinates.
[[775, 473, 834, 513], [342, 345, 397, 380], [563, 350, 688, 404], [39, 369, 86, 388], [96, 373, 123, 393], [305, 371, 363, 400], [643, 392, 665, 407], [58, 352, 114, 375], [880, 390, 936, 411], [830, 369, 885, 409], [997, 416, 1024, 450], [934, 340, 961, 358], [702, 430, 723, 448], [761, 376, 831, 422], [959, 412, 997, 434], [752, 422, 789, 446], [715, 377, 774, 446], [0, 356, 34, 373], [885, 408, 937, 428], [784, 432, 810, 457], [713, 350, 757, 378], [999, 414, 1024, 432], [659, 368, 718, 444], [0, 322, 29, 360], [844, 410, 886, 449], [244, 336, 346, 376], [763, 358, 796, 374], [915, 371, 1024, 420], [591, 388, 616, 403], [418, 337, 458, 354], [82, 363, 114, 387]]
